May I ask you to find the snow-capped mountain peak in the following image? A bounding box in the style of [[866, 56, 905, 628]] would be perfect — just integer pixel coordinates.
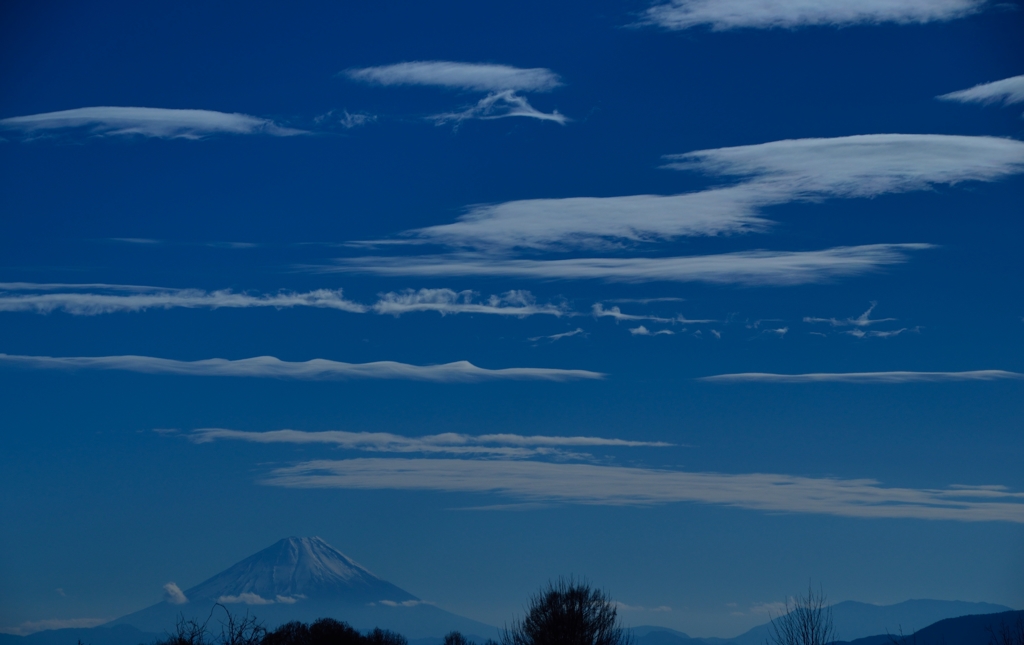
[[182, 537, 416, 603]]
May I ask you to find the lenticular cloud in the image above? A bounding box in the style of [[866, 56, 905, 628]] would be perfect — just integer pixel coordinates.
[[640, 0, 984, 31], [399, 135, 1024, 251], [938, 75, 1024, 108], [345, 61, 562, 92], [0, 106, 305, 139], [265, 458, 1024, 523]]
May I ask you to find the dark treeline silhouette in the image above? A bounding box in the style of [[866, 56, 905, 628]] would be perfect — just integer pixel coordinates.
[[154, 607, 409, 645]]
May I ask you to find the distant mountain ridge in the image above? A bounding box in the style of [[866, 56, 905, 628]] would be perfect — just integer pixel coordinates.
[[628, 599, 1015, 645]]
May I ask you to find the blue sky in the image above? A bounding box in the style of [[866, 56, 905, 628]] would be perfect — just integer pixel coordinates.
[[1, 0, 1023, 638]]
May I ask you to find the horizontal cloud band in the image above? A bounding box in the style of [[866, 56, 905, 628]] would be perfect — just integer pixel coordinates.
[[397, 135, 1024, 251], [0, 106, 305, 139], [0, 288, 366, 315], [345, 61, 562, 92], [192, 428, 666, 459], [265, 458, 1024, 523], [0, 354, 604, 382], [640, 0, 984, 30], [700, 370, 1024, 383], [331, 244, 933, 284]]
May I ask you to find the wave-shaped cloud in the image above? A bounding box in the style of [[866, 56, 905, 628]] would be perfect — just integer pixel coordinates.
[[699, 370, 1024, 383], [395, 135, 1024, 251], [331, 244, 933, 284], [345, 61, 561, 92], [0, 354, 604, 383], [0, 106, 305, 139], [264, 458, 1024, 523], [640, 0, 983, 31]]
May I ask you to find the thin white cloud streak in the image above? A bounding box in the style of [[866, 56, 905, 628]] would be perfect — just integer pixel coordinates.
[[844, 328, 908, 339], [804, 302, 894, 327], [640, 0, 983, 30], [1, 618, 110, 636], [630, 325, 674, 336], [0, 107, 305, 139], [191, 428, 667, 459], [400, 135, 1024, 251], [345, 61, 562, 92], [163, 583, 188, 605], [606, 297, 686, 304], [529, 328, 586, 342], [700, 370, 1024, 383], [0, 282, 160, 292], [0, 354, 604, 383], [332, 244, 933, 285], [264, 458, 1024, 523], [592, 303, 674, 323], [0, 288, 366, 315], [372, 288, 567, 317], [218, 593, 277, 605], [938, 75, 1024, 107], [432, 90, 567, 124]]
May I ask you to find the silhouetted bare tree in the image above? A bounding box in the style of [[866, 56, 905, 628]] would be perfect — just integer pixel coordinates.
[[502, 578, 631, 645], [989, 613, 1024, 645], [766, 586, 837, 645]]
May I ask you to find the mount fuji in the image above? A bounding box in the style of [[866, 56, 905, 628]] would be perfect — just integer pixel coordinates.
[[106, 537, 498, 640]]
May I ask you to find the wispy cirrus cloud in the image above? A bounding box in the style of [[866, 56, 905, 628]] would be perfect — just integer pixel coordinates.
[[700, 370, 1024, 383], [0, 285, 366, 315], [938, 74, 1024, 108], [639, 0, 984, 31], [331, 244, 933, 285], [346, 61, 566, 124], [372, 288, 568, 317], [592, 303, 674, 323], [0, 354, 604, 383], [529, 328, 587, 343], [804, 302, 895, 327], [432, 90, 568, 125], [629, 325, 674, 336], [392, 135, 1024, 251], [263, 458, 1024, 523], [0, 107, 305, 139], [191, 428, 666, 459]]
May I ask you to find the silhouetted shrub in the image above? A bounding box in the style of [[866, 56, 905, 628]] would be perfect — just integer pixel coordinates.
[[444, 632, 473, 645], [262, 621, 311, 645], [502, 578, 631, 645], [364, 627, 408, 645]]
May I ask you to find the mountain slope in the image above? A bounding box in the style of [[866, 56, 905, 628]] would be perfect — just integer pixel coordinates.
[[182, 537, 414, 603], [843, 609, 1024, 645], [106, 537, 497, 639], [720, 599, 1013, 644]]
